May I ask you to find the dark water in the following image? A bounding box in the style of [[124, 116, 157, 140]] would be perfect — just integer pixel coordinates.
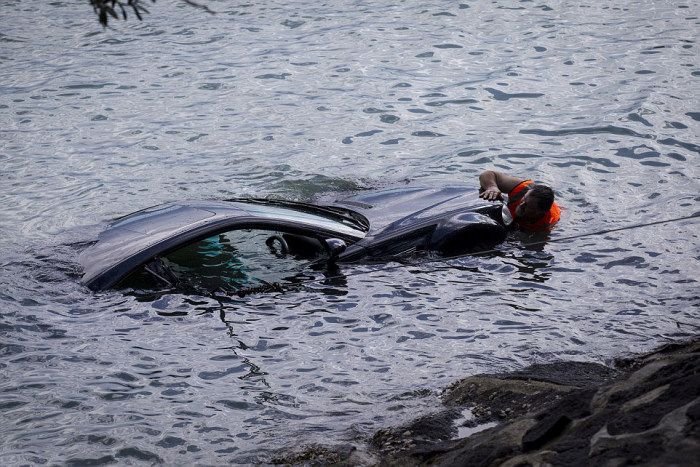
[[1, 0, 699, 463]]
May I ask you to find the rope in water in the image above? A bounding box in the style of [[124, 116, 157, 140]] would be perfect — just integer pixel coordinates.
[[230, 212, 700, 297]]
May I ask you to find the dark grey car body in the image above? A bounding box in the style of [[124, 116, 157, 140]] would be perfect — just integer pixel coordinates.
[[79, 185, 506, 291]]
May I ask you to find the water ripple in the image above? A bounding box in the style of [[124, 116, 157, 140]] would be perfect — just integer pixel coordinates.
[[0, 0, 698, 463]]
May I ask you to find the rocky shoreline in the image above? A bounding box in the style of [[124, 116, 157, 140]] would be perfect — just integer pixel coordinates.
[[273, 339, 700, 466]]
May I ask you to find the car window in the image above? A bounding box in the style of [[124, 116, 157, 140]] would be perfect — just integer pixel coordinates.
[[122, 228, 328, 292]]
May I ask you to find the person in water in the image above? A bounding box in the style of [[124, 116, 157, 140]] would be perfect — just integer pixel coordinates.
[[478, 170, 560, 231]]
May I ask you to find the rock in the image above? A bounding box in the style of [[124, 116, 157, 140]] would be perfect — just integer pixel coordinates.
[[521, 388, 595, 451], [274, 339, 700, 466], [269, 443, 362, 466]]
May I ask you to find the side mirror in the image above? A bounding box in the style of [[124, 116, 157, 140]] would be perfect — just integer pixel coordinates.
[[324, 238, 347, 262]]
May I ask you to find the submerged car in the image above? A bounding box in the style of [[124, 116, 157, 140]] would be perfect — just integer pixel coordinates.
[[79, 184, 508, 292]]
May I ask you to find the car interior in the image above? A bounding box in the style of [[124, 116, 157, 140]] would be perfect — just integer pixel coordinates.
[[120, 229, 332, 292]]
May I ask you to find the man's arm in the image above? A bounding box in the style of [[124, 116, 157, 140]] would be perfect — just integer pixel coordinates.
[[478, 170, 525, 201]]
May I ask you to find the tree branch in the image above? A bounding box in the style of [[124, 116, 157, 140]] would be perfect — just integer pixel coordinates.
[[89, 0, 214, 27]]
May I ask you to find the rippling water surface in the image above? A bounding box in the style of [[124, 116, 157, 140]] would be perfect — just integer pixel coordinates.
[[1, 0, 699, 463]]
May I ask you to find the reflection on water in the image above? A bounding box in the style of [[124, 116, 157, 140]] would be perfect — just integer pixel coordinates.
[[1, 0, 699, 463]]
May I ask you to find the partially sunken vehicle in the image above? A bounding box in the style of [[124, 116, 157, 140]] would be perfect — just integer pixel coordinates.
[[79, 185, 508, 292]]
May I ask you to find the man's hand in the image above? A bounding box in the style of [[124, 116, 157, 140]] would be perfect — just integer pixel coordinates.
[[479, 187, 503, 201], [478, 170, 524, 201]]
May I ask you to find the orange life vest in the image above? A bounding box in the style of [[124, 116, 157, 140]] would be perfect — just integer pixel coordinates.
[[507, 180, 560, 232]]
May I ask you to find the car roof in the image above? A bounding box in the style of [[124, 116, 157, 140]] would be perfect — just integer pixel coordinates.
[[80, 199, 367, 291]]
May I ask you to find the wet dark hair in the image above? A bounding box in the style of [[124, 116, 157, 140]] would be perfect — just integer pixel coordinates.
[[529, 184, 555, 212]]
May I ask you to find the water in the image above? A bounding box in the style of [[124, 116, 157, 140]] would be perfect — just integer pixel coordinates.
[[1, 0, 698, 463]]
